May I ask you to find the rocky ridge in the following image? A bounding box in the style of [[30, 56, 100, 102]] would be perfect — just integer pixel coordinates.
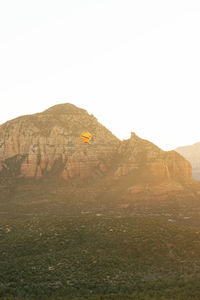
[[0, 104, 194, 190], [115, 132, 191, 182]]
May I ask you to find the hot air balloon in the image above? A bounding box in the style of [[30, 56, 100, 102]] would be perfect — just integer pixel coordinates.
[[80, 132, 92, 144]]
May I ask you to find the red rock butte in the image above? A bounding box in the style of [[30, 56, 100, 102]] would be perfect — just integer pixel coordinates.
[[0, 103, 197, 200]]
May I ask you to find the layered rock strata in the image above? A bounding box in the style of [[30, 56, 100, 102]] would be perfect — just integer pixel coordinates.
[[0, 104, 193, 184], [114, 132, 192, 182], [0, 104, 119, 180]]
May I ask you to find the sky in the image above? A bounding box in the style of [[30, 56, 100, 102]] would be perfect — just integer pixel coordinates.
[[0, 0, 200, 150]]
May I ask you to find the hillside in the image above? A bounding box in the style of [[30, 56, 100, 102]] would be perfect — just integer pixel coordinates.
[[0, 103, 119, 183], [1, 103, 200, 220], [0, 103, 196, 193]]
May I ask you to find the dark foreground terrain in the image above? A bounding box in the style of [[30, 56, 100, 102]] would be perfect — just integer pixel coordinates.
[[1, 214, 200, 300], [1, 179, 200, 300]]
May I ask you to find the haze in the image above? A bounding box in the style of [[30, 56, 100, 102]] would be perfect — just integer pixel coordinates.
[[0, 0, 200, 150]]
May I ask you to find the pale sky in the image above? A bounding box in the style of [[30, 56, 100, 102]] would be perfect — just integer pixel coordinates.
[[0, 0, 200, 150]]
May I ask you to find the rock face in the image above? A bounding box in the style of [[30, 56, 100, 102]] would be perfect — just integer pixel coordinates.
[[114, 132, 192, 183], [176, 143, 200, 181], [0, 104, 119, 181], [0, 104, 193, 186]]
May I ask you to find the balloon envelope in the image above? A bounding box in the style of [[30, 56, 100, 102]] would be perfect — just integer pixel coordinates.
[[80, 132, 92, 144]]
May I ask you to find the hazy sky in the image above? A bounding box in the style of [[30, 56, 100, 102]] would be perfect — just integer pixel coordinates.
[[0, 0, 200, 150]]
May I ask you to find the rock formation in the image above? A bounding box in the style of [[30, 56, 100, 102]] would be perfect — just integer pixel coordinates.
[[0, 103, 193, 188], [0, 103, 119, 182], [176, 143, 200, 181], [114, 132, 192, 182]]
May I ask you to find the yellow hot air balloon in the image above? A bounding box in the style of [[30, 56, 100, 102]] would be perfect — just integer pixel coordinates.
[[80, 132, 92, 144]]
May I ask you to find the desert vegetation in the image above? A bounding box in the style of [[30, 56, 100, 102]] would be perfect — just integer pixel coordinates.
[[1, 214, 200, 299]]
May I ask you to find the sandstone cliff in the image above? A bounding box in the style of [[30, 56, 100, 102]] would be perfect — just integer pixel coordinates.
[[0, 103, 119, 183], [176, 143, 200, 181], [0, 104, 193, 188], [114, 132, 192, 183]]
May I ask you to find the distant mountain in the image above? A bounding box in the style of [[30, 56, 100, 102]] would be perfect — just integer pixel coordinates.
[[176, 143, 200, 181], [0, 103, 199, 216]]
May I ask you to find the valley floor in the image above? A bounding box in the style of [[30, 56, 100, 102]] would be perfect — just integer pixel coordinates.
[[1, 215, 200, 299]]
